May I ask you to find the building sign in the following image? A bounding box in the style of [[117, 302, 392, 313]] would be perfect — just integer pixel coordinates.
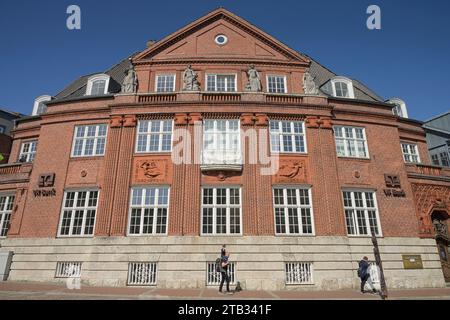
[[383, 174, 406, 198], [402, 255, 423, 269], [34, 173, 56, 198]]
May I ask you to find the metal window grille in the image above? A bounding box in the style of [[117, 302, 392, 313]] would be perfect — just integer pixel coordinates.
[[127, 262, 157, 286], [55, 262, 82, 278], [285, 262, 313, 284], [207, 262, 236, 286]]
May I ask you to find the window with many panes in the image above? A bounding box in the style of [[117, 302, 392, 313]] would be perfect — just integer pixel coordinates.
[[202, 120, 241, 165], [58, 190, 99, 237], [206, 74, 236, 92], [267, 75, 286, 93], [401, 143, 420, 164], [201, 187, 241, 235], [156, 75, 175, 92], [334, 126, 368, 158], [273, 187, 314, 235], [342, 190, 381, 236], [440, 152, 450, 167], [19, 140, 38, 163], [71, 124, 107, 157], [128, 187, 169, 235], [90, 80, 106, 95], [0, 194, 15, 237], [136, 120, 173, 153], [269, 121, 306, 153]]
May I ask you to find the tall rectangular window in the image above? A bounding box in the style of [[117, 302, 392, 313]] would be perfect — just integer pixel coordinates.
[[334, 126, 368, 158], [91, 80, 106, 96], [202, 120, 241, 165], [19, 140, 38, 163], [342, 190, 381, 236], [440, 152, 450, 167], [201, 187, 241, 235], [273, 187, 314, 235], [0, 194, 15, 237], [128, 187, 169, 235], [267, 75, 286, 93], [206, 75, 236, 92], [401, 143, 420, 164], [71, 124, 107, 157], [58, 190, 99, 237], [269, 121, 306, 153], [156, 75, 175, 92], [136, 120, 173, 153]]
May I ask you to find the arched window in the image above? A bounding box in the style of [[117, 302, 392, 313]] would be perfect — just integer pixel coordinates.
[[330, 77, 355, 98], [387, 98, 408, 118], [32, 95, 53, 116], [86, 74, 110, 96]]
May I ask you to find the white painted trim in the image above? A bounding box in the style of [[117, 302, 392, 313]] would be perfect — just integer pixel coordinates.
[[330, 77, 355, 99], [388, 98, 409, 118], [269, 120, 307, 154], [70, 124, 108, 158], [86, 74, 110, 96], [134, 119, 174, 154], [154, 74, 176, 92], [205, 73, 238, 92], [32, 95, 52, 116], [266, 75, 288, 93]]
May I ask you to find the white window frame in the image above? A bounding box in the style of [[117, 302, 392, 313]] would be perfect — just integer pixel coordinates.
[[401, 142, 421, 164], [205, 74, 237, 92], [0, 194, 15, 238], [19, 140, 38, 163], [388, 98, 408, 118], [267, 75, 287, 93], [201, 186, 243, 236], [86, 74, 110, 96], [32, 95, 52, 116], [135, 120, 173, 153], [334, 126, 369, 159], [57, 189, 99, 237], [202, 119, 242, 165], [155, 74, 176, 92], [330, 77, 355, 99], [272, 187, 315, 236], [127, 186, 170, 236], [71, 124, 108, 158], [342, 189, 382, 237], [269, 120, 307, 153], [285, 262, 314, 285]]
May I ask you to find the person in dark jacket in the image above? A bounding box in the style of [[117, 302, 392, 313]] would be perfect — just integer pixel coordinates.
[[358, 256, 377, 294], [219, 245, 233, 295]]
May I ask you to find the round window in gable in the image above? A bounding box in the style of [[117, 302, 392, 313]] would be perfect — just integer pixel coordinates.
[[215, 34, 228, 46]]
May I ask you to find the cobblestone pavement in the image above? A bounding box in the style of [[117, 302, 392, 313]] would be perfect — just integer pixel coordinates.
[[0, 281, 449, 300]]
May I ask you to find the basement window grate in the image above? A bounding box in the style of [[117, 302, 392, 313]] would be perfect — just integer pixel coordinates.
[[206, 261, 236, 286], [127, 262, 157, 286], [55, 262, 82, 278], [285, 262, 313, 285]]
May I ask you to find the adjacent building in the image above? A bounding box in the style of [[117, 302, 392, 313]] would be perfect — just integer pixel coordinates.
[[0, 109, 23, 164], [424, 112, 450, 167], [0, 8, 449, 290]]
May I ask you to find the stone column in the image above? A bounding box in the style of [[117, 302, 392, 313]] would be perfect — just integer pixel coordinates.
[[168, 113, 188, 235], [95, 116, 123, 236], [254, 114, 275, 235], [241, 113, 258, 235], [110, 115, 137, 236]]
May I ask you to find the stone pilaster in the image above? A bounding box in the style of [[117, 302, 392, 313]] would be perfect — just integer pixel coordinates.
[[7, 188, 28, 237], [110, 115, 136, 236], [95, 116, 123, 236]]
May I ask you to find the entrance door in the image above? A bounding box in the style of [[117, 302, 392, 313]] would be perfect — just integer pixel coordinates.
[[432, 211, 450, 283]]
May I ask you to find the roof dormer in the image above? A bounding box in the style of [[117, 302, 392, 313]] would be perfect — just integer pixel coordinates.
[[86, 74, 110, 96], [387, 98, 408, 118], [32, 95, 53, 116], [322, 77, 355, 99]]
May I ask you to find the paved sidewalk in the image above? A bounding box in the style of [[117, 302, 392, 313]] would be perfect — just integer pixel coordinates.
[[0, 281, 449, 300]]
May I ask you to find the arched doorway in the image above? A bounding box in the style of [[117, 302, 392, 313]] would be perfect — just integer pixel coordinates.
[[431, 210, 450, 282]]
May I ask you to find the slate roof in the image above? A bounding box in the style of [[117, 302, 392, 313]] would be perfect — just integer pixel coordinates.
[[0, 108, 25, 119]]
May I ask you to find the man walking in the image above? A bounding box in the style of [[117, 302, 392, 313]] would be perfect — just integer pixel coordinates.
[[358, 256, 377, 294], [219, 245, 233, 295]]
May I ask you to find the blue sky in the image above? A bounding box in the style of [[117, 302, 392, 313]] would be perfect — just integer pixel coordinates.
[[0, 0, 449, 121]]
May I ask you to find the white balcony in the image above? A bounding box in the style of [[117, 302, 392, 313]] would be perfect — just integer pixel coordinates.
[[200, 151, 243, 172]]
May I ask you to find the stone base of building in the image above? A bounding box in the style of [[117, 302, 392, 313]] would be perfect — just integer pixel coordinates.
[[0, 236, 445, 290]]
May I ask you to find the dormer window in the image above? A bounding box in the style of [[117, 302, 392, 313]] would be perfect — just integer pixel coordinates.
[[387, 98, 408, 118], [331, 77, 355, 98], [86, 74, 110, 96], [32, 95, 53, 116]]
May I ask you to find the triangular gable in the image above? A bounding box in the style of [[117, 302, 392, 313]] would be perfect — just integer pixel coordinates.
[[133, 8, 309, 65]]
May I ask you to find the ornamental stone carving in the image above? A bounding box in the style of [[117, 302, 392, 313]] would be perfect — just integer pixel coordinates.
[[303, 71, 319, 95], [274, 159, 307, 183], [121, 67, 138, 93], [245, 65, 262, 92], [133, 159, 168, 183], [183, 65, 200, 91]]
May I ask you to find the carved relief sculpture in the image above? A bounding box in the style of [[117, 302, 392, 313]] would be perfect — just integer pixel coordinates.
[[245, 64, 262, 92], [276, 160, 307, 182], [303, 71, 319, 95], [133, 159, 168, 183], [121, 67, 138, 93], [140, 161, 162, 179], [183, 65, 200, 91]]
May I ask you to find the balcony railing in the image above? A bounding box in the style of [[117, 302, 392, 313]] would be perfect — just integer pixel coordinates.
[[0, 163, 21, 175], [406, 164, 450, 181], [0, 163, 32, 184], [200, 151, 243, 172]]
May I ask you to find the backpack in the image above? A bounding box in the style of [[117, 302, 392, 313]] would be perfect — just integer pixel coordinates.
[[357, 268, 361, 278], [215, 258, 222, 272]]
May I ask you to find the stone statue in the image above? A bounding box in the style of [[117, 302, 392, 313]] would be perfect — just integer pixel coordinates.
[[183, 65, 200, 91], [245, 64, 262, 92], [433, 219, 449, 238], [121, 67, 138, 93], [303, 71, 319, 95]]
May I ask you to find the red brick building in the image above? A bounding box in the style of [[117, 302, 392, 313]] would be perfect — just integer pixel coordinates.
[[0, 8, 449, 290]]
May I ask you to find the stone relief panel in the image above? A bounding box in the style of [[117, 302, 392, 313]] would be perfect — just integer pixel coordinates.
[[272, 158, 308, 184], [132, 157, 172, 184], [201, 170, 242, 184], [66, 159, 104, 186]]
